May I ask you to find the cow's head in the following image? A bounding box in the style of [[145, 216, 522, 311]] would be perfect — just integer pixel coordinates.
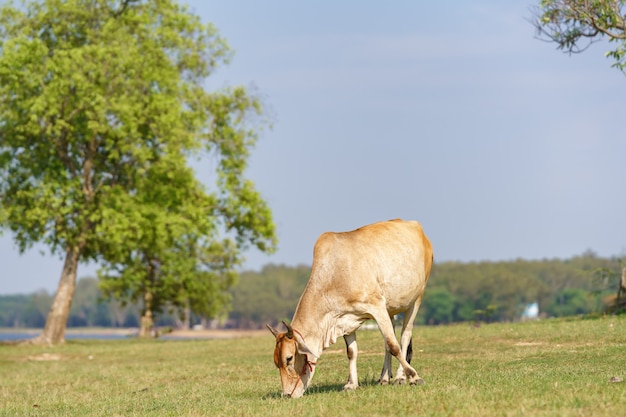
[[266, 321, 317, 398]]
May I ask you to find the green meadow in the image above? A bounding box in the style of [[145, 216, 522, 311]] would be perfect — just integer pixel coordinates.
[[1, 316, 625, 417]]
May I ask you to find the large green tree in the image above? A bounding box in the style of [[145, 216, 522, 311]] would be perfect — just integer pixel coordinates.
[[532, 0, 626, 72], [0, 0, 276, 345]]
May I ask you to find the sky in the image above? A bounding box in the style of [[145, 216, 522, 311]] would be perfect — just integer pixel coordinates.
[[2, 1, 626, 295]]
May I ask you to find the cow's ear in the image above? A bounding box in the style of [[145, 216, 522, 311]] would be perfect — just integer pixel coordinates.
[[294, 333, 317, 359], [266, 323, 279, 337]]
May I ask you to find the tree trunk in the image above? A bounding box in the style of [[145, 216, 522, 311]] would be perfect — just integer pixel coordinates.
[[183, 303, 190, 330], [138, 290, 153, 338], [30, 246, 81, 346]]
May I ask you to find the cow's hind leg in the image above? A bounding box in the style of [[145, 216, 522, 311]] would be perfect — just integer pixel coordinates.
[[394, 298, 425, 385], [343, 333, 359, 391], [378, 314, 394, 385], [371, 306, 423, 386]]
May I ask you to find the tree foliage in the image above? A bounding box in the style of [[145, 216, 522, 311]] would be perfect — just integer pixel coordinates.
[[420, 287, 455, 325], [0, 0, 276, 344], [545, 288, 594, 316], [532, 0, 626, 72]]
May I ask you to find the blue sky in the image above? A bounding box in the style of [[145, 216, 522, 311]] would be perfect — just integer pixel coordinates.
[[2, 1, 625, 295]]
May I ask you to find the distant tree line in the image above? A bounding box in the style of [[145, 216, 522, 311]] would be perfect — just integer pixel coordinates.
[[420, 251, 622, 324], [231, 252, 623, 328], [0, 278, 182, 329], [1, 252, 623, 329]]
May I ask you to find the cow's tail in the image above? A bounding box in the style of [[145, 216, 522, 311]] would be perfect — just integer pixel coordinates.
[[406, 338, 413, 364]]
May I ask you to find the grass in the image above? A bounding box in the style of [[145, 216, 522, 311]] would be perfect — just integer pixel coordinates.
[[1, 316, 625, 416]]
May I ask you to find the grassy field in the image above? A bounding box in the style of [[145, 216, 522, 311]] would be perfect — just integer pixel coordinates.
[[1, 316, 625, 417]]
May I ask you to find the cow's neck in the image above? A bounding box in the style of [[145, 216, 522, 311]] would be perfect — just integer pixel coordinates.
[[290, 315, 331, 359], [291, 300, 361, 358]]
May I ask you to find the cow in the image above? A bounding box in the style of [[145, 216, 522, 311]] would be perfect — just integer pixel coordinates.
[[267, 219, 433, 398]]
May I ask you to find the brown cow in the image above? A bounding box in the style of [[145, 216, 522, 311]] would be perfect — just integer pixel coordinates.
[[267, 219, 433, 398]]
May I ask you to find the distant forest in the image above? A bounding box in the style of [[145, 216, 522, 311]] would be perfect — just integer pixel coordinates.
[[1, 251, 624, 329]]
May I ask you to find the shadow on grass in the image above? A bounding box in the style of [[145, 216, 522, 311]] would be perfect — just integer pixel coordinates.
[[262, 378, 386, 399], [261, 385, 344, 400]]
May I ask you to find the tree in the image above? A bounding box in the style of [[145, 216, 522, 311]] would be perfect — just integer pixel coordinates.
[[421, 287, 455, 325], [546, 288, 593, 316], [96, 81, 275, 336], [532, 0, 626, 72], [0, 0, 276, 344]]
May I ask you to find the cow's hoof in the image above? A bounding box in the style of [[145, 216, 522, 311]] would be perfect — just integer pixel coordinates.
[[393, 377, 406, 385], [410, 377, 425, 386], [343, 383, 358, 391], [378, 378, 390, 386]]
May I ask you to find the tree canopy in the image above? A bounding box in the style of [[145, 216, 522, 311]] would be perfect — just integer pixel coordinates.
[[0, 0, 276, 344], [532, 0, 626, 72]]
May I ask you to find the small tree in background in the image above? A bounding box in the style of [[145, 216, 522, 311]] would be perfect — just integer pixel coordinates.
[[532, 0, 626, 73], [0, 0, 276, 344]]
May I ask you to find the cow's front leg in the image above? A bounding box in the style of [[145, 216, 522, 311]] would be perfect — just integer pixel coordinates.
[[343, 333, 359, 391]]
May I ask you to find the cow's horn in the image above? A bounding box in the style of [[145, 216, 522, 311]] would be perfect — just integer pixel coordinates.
[[282, 320, 294, 339], [266, 323, 279, 337]]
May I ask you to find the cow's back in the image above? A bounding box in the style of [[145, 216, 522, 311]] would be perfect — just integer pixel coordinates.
[[308, 219, 433, 314]]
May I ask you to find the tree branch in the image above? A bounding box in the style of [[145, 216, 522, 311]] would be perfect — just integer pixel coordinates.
[[111, 0, 139, 18]]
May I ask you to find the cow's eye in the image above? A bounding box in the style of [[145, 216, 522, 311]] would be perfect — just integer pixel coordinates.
[[285, 355, 293, 365]]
